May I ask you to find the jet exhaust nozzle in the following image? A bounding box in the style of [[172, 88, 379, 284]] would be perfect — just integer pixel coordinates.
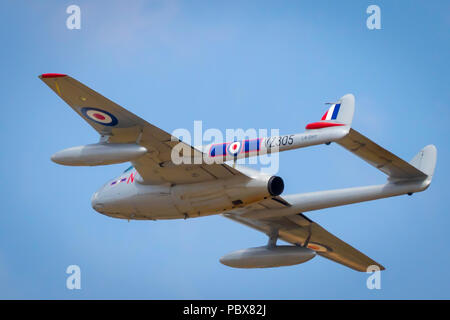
[[268, 176, 284, 196]]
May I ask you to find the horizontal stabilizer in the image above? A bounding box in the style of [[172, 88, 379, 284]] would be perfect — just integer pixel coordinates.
[[336, 129, 435, 180]]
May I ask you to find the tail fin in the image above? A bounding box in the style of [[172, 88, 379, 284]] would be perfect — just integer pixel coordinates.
[[306, 94, 355, 130], [409, 145, 437, 177]]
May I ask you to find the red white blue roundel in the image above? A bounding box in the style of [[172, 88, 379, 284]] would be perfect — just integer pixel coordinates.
[[306, 242, 328, 252], [81, 108, 118, 126], [227, 141, 242, 156]]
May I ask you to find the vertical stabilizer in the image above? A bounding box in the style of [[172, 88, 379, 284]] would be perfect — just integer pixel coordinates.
[[409, 145, 437, 177], [306, 94, 355, 130]]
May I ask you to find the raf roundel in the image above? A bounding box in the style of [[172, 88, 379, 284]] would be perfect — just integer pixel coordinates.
[[306, 242, 328, 253], [81, 108, 118, 126], [227, 141, 242, 156]]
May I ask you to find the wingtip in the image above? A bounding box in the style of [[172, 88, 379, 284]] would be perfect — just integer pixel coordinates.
[[39, 73, 67, 79]]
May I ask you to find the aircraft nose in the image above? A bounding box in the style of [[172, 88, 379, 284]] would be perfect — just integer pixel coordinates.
[[91, 191, 105, 213]]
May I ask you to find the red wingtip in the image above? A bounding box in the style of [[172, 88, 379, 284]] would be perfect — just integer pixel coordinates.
[[40, 73, 67, 78], [305, 122, 345, 130]]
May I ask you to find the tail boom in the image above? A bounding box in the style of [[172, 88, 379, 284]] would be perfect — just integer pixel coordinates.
[[240, 178, 432, 220]]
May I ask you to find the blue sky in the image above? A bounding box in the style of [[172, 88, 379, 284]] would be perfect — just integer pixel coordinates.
[[0, 0, 449, 299]]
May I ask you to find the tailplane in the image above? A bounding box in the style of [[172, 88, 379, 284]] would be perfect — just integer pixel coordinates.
[[337, 129, 437, 181]]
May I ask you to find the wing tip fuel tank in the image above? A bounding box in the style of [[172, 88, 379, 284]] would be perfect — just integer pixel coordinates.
[[220, 245, 316, 268], [51, 143, 148, 166]]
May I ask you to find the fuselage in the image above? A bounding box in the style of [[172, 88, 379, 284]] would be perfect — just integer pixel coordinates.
[[91, 165, 284, 220]]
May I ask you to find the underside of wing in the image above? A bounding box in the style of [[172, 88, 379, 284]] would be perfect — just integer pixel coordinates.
[[223, 203, 384, 272], [40, 74, 244, 184]]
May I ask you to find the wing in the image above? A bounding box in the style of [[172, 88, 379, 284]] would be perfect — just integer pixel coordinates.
[[39, 73, 243, 184], [223, 198, 385, 272]]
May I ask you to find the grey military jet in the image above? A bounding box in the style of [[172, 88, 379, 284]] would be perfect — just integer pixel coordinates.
[[40, 73, 437, 272]]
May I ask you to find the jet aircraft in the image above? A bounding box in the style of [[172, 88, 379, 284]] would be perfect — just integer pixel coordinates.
[[40, 73, 437, 271]]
